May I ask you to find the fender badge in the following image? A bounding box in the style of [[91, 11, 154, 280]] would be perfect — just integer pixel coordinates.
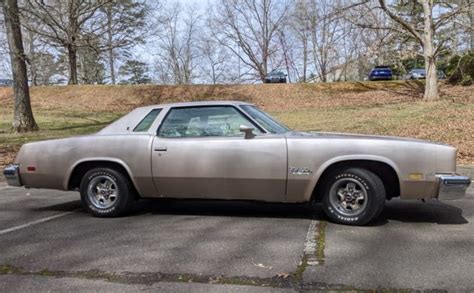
[[289, 167, 313, 175]]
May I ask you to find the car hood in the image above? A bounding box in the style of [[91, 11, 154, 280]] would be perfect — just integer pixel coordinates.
[[287, 131, 447, 145]]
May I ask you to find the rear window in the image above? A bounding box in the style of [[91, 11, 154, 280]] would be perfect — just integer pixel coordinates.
[[133, 109, 161, 132], [372, 69, 391, 73]]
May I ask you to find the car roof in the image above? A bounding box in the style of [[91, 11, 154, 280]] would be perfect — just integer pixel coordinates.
[[135, 100, 254, 111], [97, 100, 255, 135]]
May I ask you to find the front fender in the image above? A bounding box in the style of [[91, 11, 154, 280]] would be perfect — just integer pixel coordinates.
[[303, 155, 401, 201]]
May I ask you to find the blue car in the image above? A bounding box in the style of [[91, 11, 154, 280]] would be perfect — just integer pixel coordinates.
[[368, 66, 393, 81], [0, 79, 13, 87]]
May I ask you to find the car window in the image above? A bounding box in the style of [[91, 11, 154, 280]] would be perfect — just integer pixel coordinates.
[[158, 106, 262, 138], [133, 109, 162, 132]]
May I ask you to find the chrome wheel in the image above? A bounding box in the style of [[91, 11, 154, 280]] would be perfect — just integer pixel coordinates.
[[87, 175, 118, 209], [328, 178, 368, 216]]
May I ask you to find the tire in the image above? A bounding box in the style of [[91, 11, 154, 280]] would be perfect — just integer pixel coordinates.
[[320, 168, 385, 226], [79, 167, 134, 217]]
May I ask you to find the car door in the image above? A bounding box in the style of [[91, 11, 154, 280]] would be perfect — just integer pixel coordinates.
[[151, 105, 287, 201]]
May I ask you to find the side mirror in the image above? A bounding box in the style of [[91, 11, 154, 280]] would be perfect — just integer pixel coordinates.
[[239, 125, 255, 139]]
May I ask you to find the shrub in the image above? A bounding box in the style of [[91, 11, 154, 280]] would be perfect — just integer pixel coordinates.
[[460, 75, 473, 86], [446, 51, 474, 85]]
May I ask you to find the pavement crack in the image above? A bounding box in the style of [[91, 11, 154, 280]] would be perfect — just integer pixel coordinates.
[[0, 262, 449, 292], [292, 220, 327, 289], [0, 264, 293, 289], [302, 220, 326, 266]]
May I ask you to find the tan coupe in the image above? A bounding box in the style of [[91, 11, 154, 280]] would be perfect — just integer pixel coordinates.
[[3, 101, 471, 225]]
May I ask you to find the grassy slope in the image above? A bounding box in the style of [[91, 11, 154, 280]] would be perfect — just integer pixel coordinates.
[[0, 81, 473, 168]]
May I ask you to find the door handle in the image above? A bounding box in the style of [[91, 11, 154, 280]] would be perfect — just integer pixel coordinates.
[[154, 146, 167, 152]]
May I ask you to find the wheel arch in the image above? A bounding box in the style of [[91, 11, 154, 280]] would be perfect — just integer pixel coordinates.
[[65, 158, 140, 195], [308, 155, 401, 202]]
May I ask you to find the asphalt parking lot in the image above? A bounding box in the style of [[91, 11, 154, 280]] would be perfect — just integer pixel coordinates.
[[0, 179, 473, 292]]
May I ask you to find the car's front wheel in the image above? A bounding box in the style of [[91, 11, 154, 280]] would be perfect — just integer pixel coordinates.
[[79, 167, 134, 217], [320, 168, 385, 225]]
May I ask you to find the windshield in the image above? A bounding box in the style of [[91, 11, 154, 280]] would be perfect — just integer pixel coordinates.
[[240, 105, 291, 134]]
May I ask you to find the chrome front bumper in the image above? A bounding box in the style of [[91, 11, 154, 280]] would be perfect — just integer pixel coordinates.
[[3, 164, 22, 187], [435, 174, 471, 200]]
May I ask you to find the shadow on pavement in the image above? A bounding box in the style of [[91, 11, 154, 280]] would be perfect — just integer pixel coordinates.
[[130, 198, 468, 225], [132, 198, 321, 220], [32, 200, 82, 212], [30, 197, 468, 225], [372, 199, 468, 225]]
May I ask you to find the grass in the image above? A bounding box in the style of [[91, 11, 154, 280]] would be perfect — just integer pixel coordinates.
[[0, 110, 122, 145], [0, 81, 473, 168]]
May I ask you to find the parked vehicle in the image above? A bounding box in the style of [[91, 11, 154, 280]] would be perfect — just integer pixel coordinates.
[[0, 79, 13, 87], [407, 68, 426, 80], [4, 101, 470, 225], [264, 71, 287, 83], [407, 68, 446, 80], [368, 66, 393, 81]]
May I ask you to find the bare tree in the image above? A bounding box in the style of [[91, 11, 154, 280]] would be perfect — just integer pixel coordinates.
[[308, 0, 348, 82], [467, 0, 474, 50], [199, 37, 232, 84], [2, 0, 38, 132], [277, 29, 296, 83], [289, 0, 364, 83], [349, 2, 394, 64], [211, 0, 291, 82], [377, 0, 471, 101], [21, 0, 110, 85], [290, 0, 312, 82], [152, 2, 200, 84], [103, 1, 146, 84]]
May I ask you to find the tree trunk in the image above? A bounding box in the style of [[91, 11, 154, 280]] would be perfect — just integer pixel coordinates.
[[424, 55, 438, 101], [67, 1, 79, 85], [3, 0, 39, 132], [470, 0, 474, 50], [67, 44, 78, 85], [106, 4, 116, 84], [357, 52, 364, 81], [26, 30, 37, 86], [108, 46, 115, 84], [421, 0, 439, 101], [302, 41, 307, 82]]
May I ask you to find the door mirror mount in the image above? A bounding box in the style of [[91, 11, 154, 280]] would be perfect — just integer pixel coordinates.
[[239, 125, 255, 139]]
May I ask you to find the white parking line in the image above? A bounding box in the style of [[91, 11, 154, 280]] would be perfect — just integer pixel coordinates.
[[0, 210, 77, 236]]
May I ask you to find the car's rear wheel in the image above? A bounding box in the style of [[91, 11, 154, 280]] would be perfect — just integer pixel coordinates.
[[79, 167, 134, 217], [320, 168, 385, 225]]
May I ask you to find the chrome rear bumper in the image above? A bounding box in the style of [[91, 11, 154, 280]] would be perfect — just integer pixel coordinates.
[[435, 174, 471, 200], [3, 164, 22, 187]]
